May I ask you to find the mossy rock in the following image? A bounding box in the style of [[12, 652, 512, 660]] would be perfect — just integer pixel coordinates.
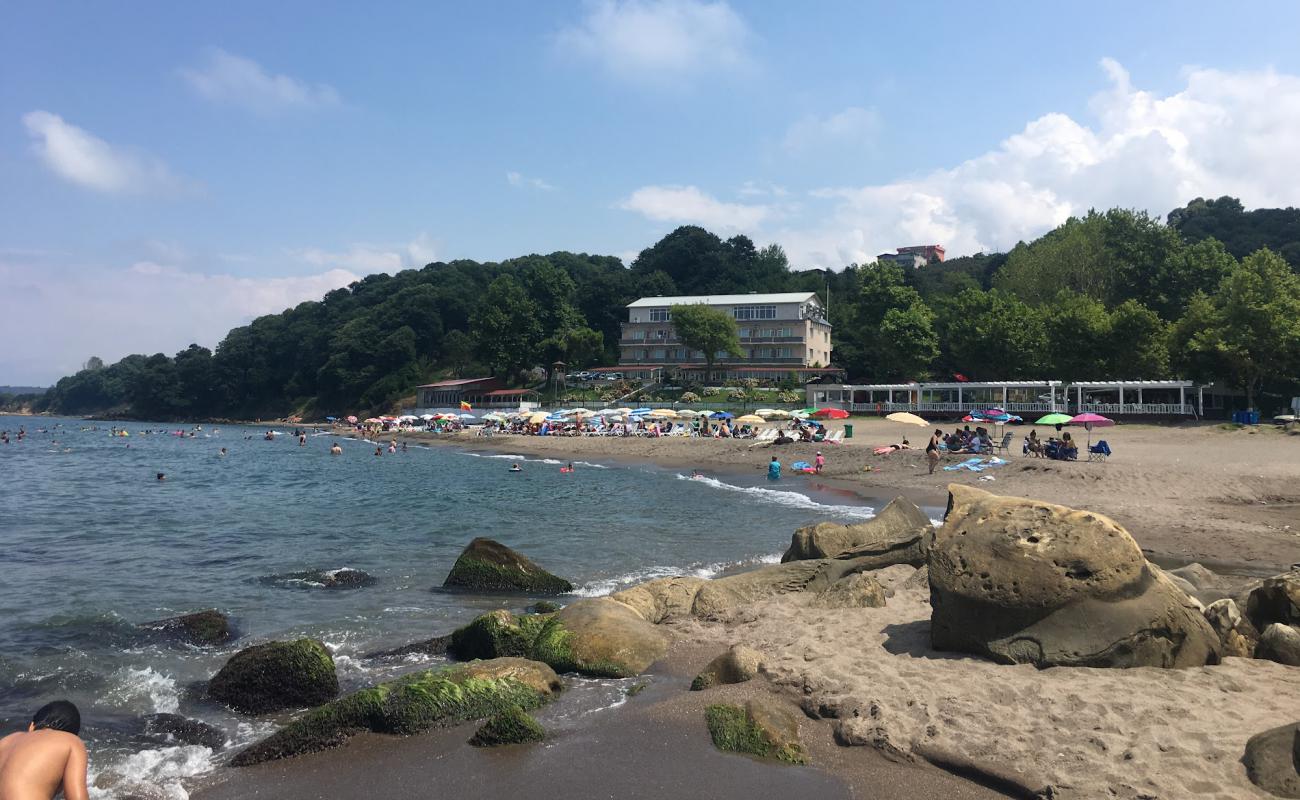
[[139, 609, 232, 646], [450, 610, 551, 660], [528, 600, 562, 614], [468, 706, 545, 747], [207, 639, 338, 714], [690, 645, 762, 691], [442, 538, 573, 594], [232, 657, 561, 765], [705, 700, 806, 765]]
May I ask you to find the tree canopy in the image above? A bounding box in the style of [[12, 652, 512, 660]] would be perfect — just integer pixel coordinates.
[[669, 303, 742, 375]]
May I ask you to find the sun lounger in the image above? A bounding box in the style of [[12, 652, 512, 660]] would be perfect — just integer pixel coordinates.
[[1088, 440, 1112, 462]]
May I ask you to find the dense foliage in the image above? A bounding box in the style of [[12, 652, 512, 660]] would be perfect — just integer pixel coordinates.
[[31, 199, 1300, 419]]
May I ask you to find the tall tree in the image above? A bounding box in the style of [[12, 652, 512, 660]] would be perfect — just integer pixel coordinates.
[[670, 303, 742, 379], [471, 275, 542, 380]]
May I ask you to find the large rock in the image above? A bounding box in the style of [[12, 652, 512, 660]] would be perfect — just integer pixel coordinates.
[[260, 568, 376, 590], [1257, 623, 1300, 666], [137, 713, 226, 750], [691, 558, 871, 620], [811, 572, 887, 609], [231, 658, 560, 766], [138, 610, 232, 647], [928, 485, 1221, 668], [1203, 599, 1260, 659], [469, 706, 546, 747], [782, 497, 933, 565], [1243, 723, 1300, 798], [207, 639, 338, 714], [705, 699, 806, 764], [365, 635, 452, 661], [611, 576, 706, 623], [691, 644, 763, 690], [1246, 570, 1300, 632], [442, 538, 573, 594]]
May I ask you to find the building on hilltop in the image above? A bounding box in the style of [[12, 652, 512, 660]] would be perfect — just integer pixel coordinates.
[[878, 244, 945, 268], [602, 292, 842, 384]]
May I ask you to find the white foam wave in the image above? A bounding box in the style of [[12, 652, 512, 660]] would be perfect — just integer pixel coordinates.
[[675, 474, 875, 519], [89, 744, 213, 800], [572, 552, 783, 597], [106, 666, 179, 714]]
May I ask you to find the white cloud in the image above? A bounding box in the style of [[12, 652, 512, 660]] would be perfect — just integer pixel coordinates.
[[555, 0, 751, 84], [763, 59, 1300, 268], [291, 233, 437, 272], [507, 171, 556, 191], [21, 111, 184, 194], [180, 48, 341, 112], [782, 106, 880, 155], [737, 180, 787, 198], [619, 185, 770, 231]]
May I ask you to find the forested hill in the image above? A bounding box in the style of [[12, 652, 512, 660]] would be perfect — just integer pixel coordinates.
[[33, 197, 1300, 419]]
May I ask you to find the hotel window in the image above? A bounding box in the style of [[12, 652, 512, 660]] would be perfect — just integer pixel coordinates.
[[652, 349, 665, 359], [732, 305, 777, 320], [631, 330, 645, 340], [649, 308, 671, 322], [654, 329, 669, 339], [739, 328, 750, 338]]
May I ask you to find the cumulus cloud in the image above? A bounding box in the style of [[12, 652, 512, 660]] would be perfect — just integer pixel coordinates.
[[555, 0, 751, 84], [507, 171, 556, 191], [782, 106, 880, 155], [0, 257, 360, 385], [180, 48, 341, 112], [21, 111, 185, 194], [620, 185, 770, 230], [291, 233, 437, 272]]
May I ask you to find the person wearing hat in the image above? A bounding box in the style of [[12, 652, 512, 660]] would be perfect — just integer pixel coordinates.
[[814, 451, 825, 474]]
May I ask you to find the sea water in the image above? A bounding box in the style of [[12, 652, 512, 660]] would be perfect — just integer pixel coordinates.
[[0, 416, 892, 798]]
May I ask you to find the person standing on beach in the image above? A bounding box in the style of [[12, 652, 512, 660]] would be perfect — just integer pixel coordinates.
[[768, 456, 782, 481], [927, 429, 942, 474], [0, 700, 89, 800], [814, 451, 825, 474]]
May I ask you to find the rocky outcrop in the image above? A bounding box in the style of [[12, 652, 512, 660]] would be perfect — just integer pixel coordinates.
[[1246, 570, 1300, 632], [137, 713, 226, 750], [207, 639, 338, 714], [260, 568, 376, 590], [469, 706, 546, 747], [1258, 624, 1300, 666], [231, 658, 561, 766], [365, 635, 452, 661], [450, 609, 550, 661], [1203, 599, 1260, 659], [442, 538, 573, 594], [782, 497, 933, 565], [611, 577, 706, 624], [691, 645, 763, 690], [928, 485, 1220, 668], [691, 558, 871, 620], [138, 610, 232, 647], [811, 572, 887, 609], [1243, 723, 1300, 798], [705, 699, 806, 764]]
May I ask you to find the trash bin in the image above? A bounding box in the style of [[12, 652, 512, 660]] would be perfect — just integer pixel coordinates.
[[843, 423, 853, 439], [1247, 410, 1260, 425]]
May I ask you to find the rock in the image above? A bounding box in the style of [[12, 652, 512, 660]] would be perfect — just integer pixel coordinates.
[[207, 639, 339, 714], [1246, 570, 1300, 632], [811, 572, 887, 609], [611, 576, 706, 624], [691, 558, 872, 620], [468, 706, 545, 747], [1243, 723, 1300, 798], [1257, 623, 1300, 666], [901, 565, 930, 592], [231, 658, 560, 766], [442, 538, 573, 594], [1166, 572, 1200, 601], [138, 610, 232, 647], [1203, 599, 1260, 659], [782, 497, 933, 565], [705, 699, 806, 764], [364, 635, 451, 660], [928, 485, 1221, 668], [138, 713, 226, 749], [450, 609, 550, 661], [690, 645, 763, 690], [260, 568, 376, 590], [528, 600, 561, 614]]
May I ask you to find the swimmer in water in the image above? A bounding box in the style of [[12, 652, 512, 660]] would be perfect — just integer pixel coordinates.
[[509, 463, 522, 472], [330, 443, 342, 456], [156, 472, 165, 481], [375, 447, 383, 456], [299, 434, 306, 446], [219, 447, 227, 457], [691, 469, 703, 479], [0, 700, 89, 800]]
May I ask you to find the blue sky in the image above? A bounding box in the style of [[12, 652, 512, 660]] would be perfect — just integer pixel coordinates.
[[4, 1, 1300, 384]]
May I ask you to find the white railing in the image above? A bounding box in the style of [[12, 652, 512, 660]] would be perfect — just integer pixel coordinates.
[[1077, 403, 1194, 415]]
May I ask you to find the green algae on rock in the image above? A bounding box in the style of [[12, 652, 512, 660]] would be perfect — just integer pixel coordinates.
[[207, 639, 338, 714], [705, 700, 806, 764], [468, 705, 546, 747], [139, 609, 233, 647], [231, 657, 561, 766], [442, 538, 573, 594]]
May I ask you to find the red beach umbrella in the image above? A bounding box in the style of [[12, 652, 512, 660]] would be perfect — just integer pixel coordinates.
[[813, 408, 850, 419]]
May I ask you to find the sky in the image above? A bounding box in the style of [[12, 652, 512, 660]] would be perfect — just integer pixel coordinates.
[[4, 1, 1300, 385]]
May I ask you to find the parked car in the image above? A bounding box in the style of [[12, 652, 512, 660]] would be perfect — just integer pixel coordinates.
[[572, 371, 592, 381], [604, 372, 623, 381]]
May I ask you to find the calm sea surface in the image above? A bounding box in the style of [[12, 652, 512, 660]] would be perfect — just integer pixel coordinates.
[[0, 415, 900, 798]]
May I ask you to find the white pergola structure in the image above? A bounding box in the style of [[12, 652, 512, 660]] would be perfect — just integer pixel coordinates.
[[1067, 380, 1197, 415], [808, 381, 1065, 414]]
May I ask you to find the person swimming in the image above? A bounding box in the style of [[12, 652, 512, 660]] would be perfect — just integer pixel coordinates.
[[219, 447, 227, 457], [767, 456, 781, 481], [560, 462, 574, 473], [156, 472, 165, 481], [0, 700, 89, 800], [374, 447, 383, 456], [330, 443, 342, 455], [509, 463, 522, 472]]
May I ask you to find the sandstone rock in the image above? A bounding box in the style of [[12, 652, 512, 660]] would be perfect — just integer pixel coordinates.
[[705, 699, 806, 764], [138, 610, 232, 647], [1257, 623, 1300, 666], [1243, 723, 1300, 798], [811, 572, 887, 609], [691, 558, 871, 620], [138, 713, 226, 749], [442, 538, 573, 594], [1203, 599, 1260, 659], [690, 644, 763, 690], [469, 706, 545, 747], [782, 497, 932, 565], [207, 639, 338, 714], [928, 485, 1221, 668], [611, 576, 706, 623], [232, 657, 560, 765], [1246, 570, 1300, 632]]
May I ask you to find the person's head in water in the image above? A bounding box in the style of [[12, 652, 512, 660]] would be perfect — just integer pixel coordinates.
[[156, 472, 165, 481], [30, 700, 80, 735]]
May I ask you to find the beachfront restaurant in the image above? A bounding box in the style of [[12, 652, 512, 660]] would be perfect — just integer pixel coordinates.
[[809, 381, 1065, 414], [413, 378, 540, 412], [1068, 380, 1197, 416]]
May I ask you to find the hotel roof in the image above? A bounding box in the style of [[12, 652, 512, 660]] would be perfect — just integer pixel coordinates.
[[626, 292, 819, 308]]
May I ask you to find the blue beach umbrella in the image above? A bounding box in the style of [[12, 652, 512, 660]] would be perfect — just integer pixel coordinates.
[[710, 411, 735, 420], [630, 407, 652, 415]]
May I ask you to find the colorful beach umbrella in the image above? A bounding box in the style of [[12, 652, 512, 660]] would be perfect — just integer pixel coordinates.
[[886, 412, 928, 426], [346, 415, 358, 424], [813, 408, 849, 419], [736, 414, 765, 425], [1068, 412, 1113, 449], [1035, 413, 1073, 426]]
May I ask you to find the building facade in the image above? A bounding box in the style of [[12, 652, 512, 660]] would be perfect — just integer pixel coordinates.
[[414, 377, 539, 410], [877, 244, 946, 268], [612, 292, 839, 383]]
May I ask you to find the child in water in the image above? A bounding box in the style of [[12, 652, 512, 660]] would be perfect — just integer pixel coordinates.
[[767, 456, 781, 481]]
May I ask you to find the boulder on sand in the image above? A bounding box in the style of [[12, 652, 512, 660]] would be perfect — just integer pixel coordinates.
[[782, 497, 933, 565], [442, 538, 573, 594], [1257, 623, 1300, 667], [138, 610, 232, 647], [611, 576, 706, 624], [1246, 570, 1300, 632], [928, 485, 1221, 668], [207, 639, 338, 714], [1203, 599, 1260, 659], [232, 657, 560, 766], [1242, 723, 1300, 798], [691, 558, 871, 620], [691, 644, 763, 690], [811, 572, 888, 609], [469, 705, 546, 747], [705, 699, 806, 764]]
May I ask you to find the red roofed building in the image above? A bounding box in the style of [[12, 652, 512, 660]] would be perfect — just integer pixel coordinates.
[[415, 378, 538, 409]]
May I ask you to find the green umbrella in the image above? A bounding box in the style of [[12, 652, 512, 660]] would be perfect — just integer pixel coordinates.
[[1035, 413, 1073, 425], [799, 407, 819, 414]]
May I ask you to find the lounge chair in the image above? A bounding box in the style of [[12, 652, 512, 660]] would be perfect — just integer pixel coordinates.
[[993, 432, 1013, 455], [1088, 440, 1112, 462]]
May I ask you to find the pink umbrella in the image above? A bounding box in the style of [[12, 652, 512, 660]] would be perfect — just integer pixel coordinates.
[[1068, 413, 1114, 449]]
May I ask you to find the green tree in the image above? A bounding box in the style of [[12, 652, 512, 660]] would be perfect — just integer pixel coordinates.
[[940, 289, 1048, 379], [441, 329, 476, 377], [1106, 300, 1170, 379], [877, 304, 939, 380], [670, 303, 742, 379], [1042, 290, 1111, 381], [471, 275, 542, 380]]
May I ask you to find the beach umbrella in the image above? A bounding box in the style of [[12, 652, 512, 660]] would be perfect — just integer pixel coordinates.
[[799, 407, 819, 415], [458, 413, 475, 419], [346, 415, 358, 424], [1035, 413, 1073, 426], [886, 412, 929, 427], [764, 409, 791, 420], [754, 408, 778, 416], [569, 407, 591, 415], [676, 409, 698, 417], [736, 414, 765, 425], [631, 407, 652, 415], [1068, 412, 1114, 449], [813, 408, 849, 419], [710, 411, 735, 420], [649, 409, 678, 418], [528, 411, 550, 424]]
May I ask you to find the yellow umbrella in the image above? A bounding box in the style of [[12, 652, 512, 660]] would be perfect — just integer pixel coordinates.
[[886, 412, 929, 426], [528, 411, 550, 424], [649, 409, 678, 418], [736, 414, 765, 425]]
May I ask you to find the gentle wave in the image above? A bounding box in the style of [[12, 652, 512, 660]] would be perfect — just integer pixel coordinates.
[[104, 666, 179, 714], [572, 552, 783, 597], [89, 743, 213, 800], [461, 452, 609, 469], [674, 474, 876, 520]]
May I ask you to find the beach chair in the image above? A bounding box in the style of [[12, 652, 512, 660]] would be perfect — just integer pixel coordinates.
[[826, 430, 843, 444], [1088, 440, 1112, 462], [993, 432, 1013, 455]]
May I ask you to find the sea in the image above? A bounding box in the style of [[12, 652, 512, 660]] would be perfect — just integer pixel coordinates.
[[0, 415, 915, 799]]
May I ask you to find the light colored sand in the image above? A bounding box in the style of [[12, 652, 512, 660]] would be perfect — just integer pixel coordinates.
[[663, 563, 1300, 800]]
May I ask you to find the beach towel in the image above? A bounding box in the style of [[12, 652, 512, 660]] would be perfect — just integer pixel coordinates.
[[791, 461, 811, 471], [943, 456, 1009, 473]]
